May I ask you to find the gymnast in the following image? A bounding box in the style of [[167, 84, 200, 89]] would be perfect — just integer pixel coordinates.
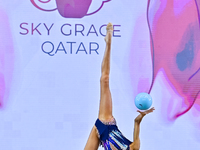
[[84, 23, 155, 150]]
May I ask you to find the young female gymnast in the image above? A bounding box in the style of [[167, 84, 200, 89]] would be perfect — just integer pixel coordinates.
[[84, 23, 155, 150]]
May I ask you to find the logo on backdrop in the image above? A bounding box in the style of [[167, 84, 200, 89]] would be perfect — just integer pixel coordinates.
[[20, 0, 120, 56], [30, 0, 111, 18]]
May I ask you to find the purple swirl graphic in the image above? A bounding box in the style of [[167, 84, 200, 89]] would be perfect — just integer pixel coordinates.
[[30, 0, 57, 12], [0, 9, 14, 108], [86, 0, 111, 16], [146, 0, 200, 119], [55, 0, 111, 18], [31, 0, 111, 18], [38, 0, 51, 3]]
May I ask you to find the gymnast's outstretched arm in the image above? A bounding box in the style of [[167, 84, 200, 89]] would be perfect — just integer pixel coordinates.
[[129, 107, 155, 150]]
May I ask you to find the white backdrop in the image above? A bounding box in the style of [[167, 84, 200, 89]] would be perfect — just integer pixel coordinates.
[[0, 0, 200, 150]]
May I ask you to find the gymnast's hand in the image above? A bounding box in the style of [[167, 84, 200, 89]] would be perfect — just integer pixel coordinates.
[[137, 107, 155, 116]]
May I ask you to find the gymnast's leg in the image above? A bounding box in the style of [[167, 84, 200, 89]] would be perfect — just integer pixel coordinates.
[[98, 22, 113, 121], [84, 23, 113, 150], [129, 107, 155, 150]]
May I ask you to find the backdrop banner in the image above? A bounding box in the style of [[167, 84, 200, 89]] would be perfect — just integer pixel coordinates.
[[0, 0, 200, 150]]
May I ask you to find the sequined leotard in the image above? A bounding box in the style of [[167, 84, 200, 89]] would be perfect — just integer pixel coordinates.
[[95, 118, 132, 150]]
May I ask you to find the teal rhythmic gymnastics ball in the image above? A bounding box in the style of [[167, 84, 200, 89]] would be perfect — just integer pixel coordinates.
[[135, 92, 152, 110]]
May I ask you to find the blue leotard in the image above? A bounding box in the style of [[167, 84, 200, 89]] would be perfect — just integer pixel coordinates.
[[95, 118, 132, 150]]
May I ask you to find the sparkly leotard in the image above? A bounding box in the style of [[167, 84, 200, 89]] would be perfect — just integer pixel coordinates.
[[95, 118, 132, 150]]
